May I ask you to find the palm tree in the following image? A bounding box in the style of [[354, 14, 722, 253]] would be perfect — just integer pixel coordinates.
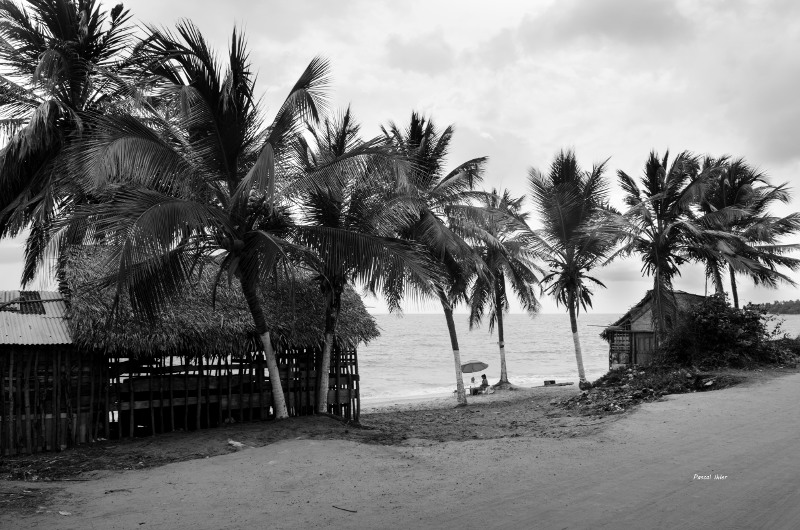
[[467, 188, 540, 387], [617, 151, 698, 336], [56, 23, 343, 419], [699, 157, 800, 308], [0, 0, 132, 283], [383, 112, 487, 405], [291, 107, 437, 414], [529, 150, 618, 389]]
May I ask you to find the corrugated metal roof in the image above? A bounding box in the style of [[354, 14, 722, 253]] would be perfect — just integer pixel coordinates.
[[0, 291, 72, 345]]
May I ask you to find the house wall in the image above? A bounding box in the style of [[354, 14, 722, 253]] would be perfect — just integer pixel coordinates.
[[630, 307, 653, 331]]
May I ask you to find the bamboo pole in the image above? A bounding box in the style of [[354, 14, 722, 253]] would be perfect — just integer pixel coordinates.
[[128, 362, 135, 439], [7, 352, 14, 454], [204, 357, 210, 428], [157, 358, 164, 434], [237, 357, 244, 420], [226, 356, 232, 422], [75, 350, 82, 446], [88, 354, 96, 443], [196, 357, 203, 430], [258, 353, 265, 420], [169, 355, 175, 432], [149, 361, 156, 437], [354, 347, 360, 421], [33, 352, 41, 451], [115, 357, 122, 440], [1, 351, 6, 456], [53, 352, 59, 451], [217, 359, 223, 427], [14, 352, 23, 453], [183, 356, 189, 430], [335, 345, 341, 415], [45, 353, 52, 451], [23, 355, 32, 454], [246, 357, 252, 422]]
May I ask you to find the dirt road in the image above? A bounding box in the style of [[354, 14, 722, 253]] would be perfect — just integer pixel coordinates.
[[3, 373, 799, 529]]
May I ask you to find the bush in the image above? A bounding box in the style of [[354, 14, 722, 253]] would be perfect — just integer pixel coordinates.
[[657, 294, 796, 369]]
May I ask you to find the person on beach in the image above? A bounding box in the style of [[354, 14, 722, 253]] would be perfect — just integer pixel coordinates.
[[480, 374, 489, 391]]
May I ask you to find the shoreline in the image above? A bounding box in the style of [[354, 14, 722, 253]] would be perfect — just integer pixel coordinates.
[[360, 382, 578, 414]]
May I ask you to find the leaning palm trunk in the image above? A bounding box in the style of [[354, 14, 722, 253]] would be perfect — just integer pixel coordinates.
[[495, 287, 509, 385], [568, 292, 588, 389], [240, 277, 289, 419], [440, 295, 467, 405], [316, 289, 342, 414], [729, 264, 740, 308]]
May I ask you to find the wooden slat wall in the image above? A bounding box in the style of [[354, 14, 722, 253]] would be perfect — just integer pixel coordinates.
[[1, 346, 104, 456], [2, 343, 361, 453]]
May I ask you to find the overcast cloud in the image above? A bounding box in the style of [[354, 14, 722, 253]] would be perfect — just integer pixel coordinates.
[[1, 0, 798, 313]]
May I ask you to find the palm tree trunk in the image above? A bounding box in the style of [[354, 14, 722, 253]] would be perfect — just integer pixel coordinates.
[[729, 264, 739, 309], [239, 276, 288, 419], [653, 271, 666, 338], [568, 292, 587, 387], [495, 282, 508, 385], [712, 266, 725, 295], [440, 293, 467, 406], [316, 288, 342, 414]]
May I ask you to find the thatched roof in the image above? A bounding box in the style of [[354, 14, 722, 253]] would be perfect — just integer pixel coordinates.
[[600, 290, 705, 341], [65, 250, 379, 358]]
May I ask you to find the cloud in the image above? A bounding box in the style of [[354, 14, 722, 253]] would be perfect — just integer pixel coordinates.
[[385, 33, 455, 75], [519, 0, 694, 51]]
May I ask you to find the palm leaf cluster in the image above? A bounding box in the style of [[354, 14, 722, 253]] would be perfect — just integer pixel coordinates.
[[1, 1, 798, 415], [529, 150, 619, 386], [617, 151, 800, 336]]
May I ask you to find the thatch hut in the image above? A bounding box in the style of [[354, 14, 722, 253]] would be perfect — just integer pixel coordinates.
[[601, 290, 705, 368], [0, 260, 378, 455]]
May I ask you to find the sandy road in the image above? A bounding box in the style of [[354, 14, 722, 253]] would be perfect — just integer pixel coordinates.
[[3, 373, 798, 529]]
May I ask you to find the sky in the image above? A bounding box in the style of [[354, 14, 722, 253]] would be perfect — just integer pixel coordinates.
[[1, 0, 799, 313]]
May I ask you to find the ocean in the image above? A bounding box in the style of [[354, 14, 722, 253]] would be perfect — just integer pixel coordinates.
[[358, 312, 800, 403]]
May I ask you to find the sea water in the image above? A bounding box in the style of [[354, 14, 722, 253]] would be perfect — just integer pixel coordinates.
[[358, 313, 800, 403]]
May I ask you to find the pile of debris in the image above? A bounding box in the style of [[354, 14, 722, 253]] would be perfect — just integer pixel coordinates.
[[558, 367, 736, 415]]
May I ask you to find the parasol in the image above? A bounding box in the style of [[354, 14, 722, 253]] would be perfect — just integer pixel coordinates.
[[461, 360, 488, 373]]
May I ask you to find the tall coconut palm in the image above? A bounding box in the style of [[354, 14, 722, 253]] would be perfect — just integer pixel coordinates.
[[699, 156, 800, 308], [0, 0, 132, 283], [467, 188, 540, 387], [291, 107, 437, 414], [617, 150, 720, 337], [529, 150, 618, 389], [382, 112, 487, 405], [55, 23, 347, 419]]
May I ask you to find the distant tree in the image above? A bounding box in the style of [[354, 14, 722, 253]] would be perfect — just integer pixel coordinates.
[[530, 150, 619, 389], [467, 188, 540, 387]]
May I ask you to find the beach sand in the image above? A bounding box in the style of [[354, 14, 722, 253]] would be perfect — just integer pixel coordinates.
[[1, 372, 799, 529]]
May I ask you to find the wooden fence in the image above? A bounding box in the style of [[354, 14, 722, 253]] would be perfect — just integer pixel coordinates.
[[1, 344, 360, 456]]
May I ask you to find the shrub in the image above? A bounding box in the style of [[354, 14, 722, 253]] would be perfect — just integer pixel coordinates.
[[657, 294, 793, 368]]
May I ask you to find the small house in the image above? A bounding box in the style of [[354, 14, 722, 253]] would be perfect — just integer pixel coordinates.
[[601, 290, 705, 368]]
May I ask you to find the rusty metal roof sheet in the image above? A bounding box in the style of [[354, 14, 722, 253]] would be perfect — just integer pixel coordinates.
[[0, 291, 72, 345]]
